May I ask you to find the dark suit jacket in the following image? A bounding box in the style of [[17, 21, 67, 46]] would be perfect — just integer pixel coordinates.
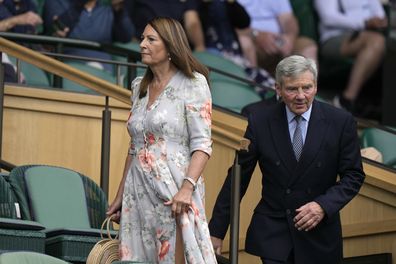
[[240, 94, 278, 118], [209, 100, 365, 264]]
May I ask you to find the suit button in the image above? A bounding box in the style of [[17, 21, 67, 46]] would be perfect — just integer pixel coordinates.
[[286, 209, 291, 215], [317, 162, 322, 167], [276, 161, 281, 166], [286, 189, 291, 194]]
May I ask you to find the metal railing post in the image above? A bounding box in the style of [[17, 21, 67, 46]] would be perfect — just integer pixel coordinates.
[[15, 58, 21, 84], [100, 96, 111, 196], [116, 64, 122, 86], [53, 43, 63, 88], [0, 52, 4, 162], [230, 153, 241, 264]]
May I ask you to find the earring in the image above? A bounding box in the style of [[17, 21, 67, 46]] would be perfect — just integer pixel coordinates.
[[168, 53, 171, 61]]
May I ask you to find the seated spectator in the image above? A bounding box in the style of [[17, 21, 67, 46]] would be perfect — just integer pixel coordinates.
[[237, 0, 318, 76], [0, 0, 42, 34], [43, 0, 135, 72], [1, 53, 19, 83], [314, 0, 387, 113], [0, 0, 41, 82], [198, 0, 275, 97], [124, 0, 205, 51]]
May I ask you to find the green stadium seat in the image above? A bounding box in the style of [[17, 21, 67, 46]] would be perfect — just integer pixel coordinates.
[[7, 165, 112, 263], [0, 174, 20, 219], [193, 51, 248, 84], [8, 56, 51, 87], [361, 127, 396, 167], [0, 252, 68, 264], [112, 41, 147, 87], [114, 41, 140, 53], [211, 79, 261, 113], [0, 174, 46, 254], [62, 61, 117, 94]]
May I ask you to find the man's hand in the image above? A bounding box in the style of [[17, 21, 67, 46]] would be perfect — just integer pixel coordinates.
[[365, 17, 388, 30], [254, 31, 282, 56], [278, 35, 294, 57], [294, 201, 325, 231], [211, 236, 223, 255], [12, 11, 42, 28], [54, 27, 70, 38]]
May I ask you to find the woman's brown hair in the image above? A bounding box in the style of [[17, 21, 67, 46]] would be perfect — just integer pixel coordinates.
[[139, 17, 209, 98]]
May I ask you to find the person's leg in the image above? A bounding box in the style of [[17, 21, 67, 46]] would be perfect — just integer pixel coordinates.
[[236, 28, 259, 68], [175, 223, 185, 264], [293, 36, 318, 64], [340, 31, 385, 102]]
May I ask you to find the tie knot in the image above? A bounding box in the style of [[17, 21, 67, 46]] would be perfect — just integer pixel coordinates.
[[294, 115, 302, 124]]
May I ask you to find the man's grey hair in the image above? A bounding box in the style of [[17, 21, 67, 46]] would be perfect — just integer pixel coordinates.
[[275, 55, 318, 86]]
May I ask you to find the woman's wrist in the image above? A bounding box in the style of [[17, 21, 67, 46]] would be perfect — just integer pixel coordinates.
[[183, 176, 197, 191]]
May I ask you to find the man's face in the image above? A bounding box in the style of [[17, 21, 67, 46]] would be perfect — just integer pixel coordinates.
[[276, 71, 317, 115]]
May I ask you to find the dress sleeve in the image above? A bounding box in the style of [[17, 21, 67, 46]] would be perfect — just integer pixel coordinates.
[[184, 73, 213, 157], [127, 77, 142, 155]]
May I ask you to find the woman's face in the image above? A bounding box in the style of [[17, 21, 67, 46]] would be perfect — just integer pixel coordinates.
[[140, 25, 169, 67]]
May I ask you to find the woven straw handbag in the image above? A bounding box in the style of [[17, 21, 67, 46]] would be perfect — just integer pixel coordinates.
[[86, 215, 120, 264]]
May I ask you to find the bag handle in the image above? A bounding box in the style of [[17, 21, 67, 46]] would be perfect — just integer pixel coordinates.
[[100, 214, 119, 240]]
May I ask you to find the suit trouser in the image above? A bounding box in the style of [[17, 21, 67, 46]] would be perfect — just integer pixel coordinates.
[[261, 249, 294, 264]]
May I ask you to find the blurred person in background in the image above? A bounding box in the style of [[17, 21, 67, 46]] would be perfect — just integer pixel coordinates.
[[125, 0, 205, 51], [237, 0, 318, 77], [198, 0, 275, 97], [43, 0, 135, 72], [0, 0, 42, 82], [314, 0, 387, 113], [0, 0, 42, 34]]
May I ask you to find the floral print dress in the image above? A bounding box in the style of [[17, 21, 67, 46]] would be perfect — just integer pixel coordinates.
[[119, 71, 218, 263]]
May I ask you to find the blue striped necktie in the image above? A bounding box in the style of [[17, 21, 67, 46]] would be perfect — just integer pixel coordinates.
[[293, 115, 303, 161]]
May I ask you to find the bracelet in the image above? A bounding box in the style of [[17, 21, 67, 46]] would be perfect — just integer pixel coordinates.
[[183, 176, 197, 191]]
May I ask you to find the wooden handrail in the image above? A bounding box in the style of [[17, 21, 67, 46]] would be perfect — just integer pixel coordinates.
[[0, 36, 249, 150], [0, 37, 130, 105]]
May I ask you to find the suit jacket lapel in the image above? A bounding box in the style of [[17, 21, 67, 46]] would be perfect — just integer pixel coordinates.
[[269, 103, 297, 175], [289, 101, 328, 185]]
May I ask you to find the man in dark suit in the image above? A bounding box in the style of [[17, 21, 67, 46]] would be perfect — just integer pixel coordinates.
[[209, 55, 365, 264]]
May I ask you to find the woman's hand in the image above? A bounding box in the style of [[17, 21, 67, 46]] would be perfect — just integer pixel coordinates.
[[164, 183, 194, 217], [106, 195, 123, 223], [211, 236, 223, 255]]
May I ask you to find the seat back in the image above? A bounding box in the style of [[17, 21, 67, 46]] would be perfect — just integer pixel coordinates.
[[80, 173, 108, 229], [8, 56, 51, 87], [8, 165, 108, 229], [361, 128, 396, 167], [193, 51, 248, 83], [23, 166, 91, 229], [62, 61, 117, 94], [211, 79, 261, 113], [0, 251, 68, 264], [0, 175, 20, 219]]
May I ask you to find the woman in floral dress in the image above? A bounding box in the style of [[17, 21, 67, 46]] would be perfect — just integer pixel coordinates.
[[107, 17, 218, 264]]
